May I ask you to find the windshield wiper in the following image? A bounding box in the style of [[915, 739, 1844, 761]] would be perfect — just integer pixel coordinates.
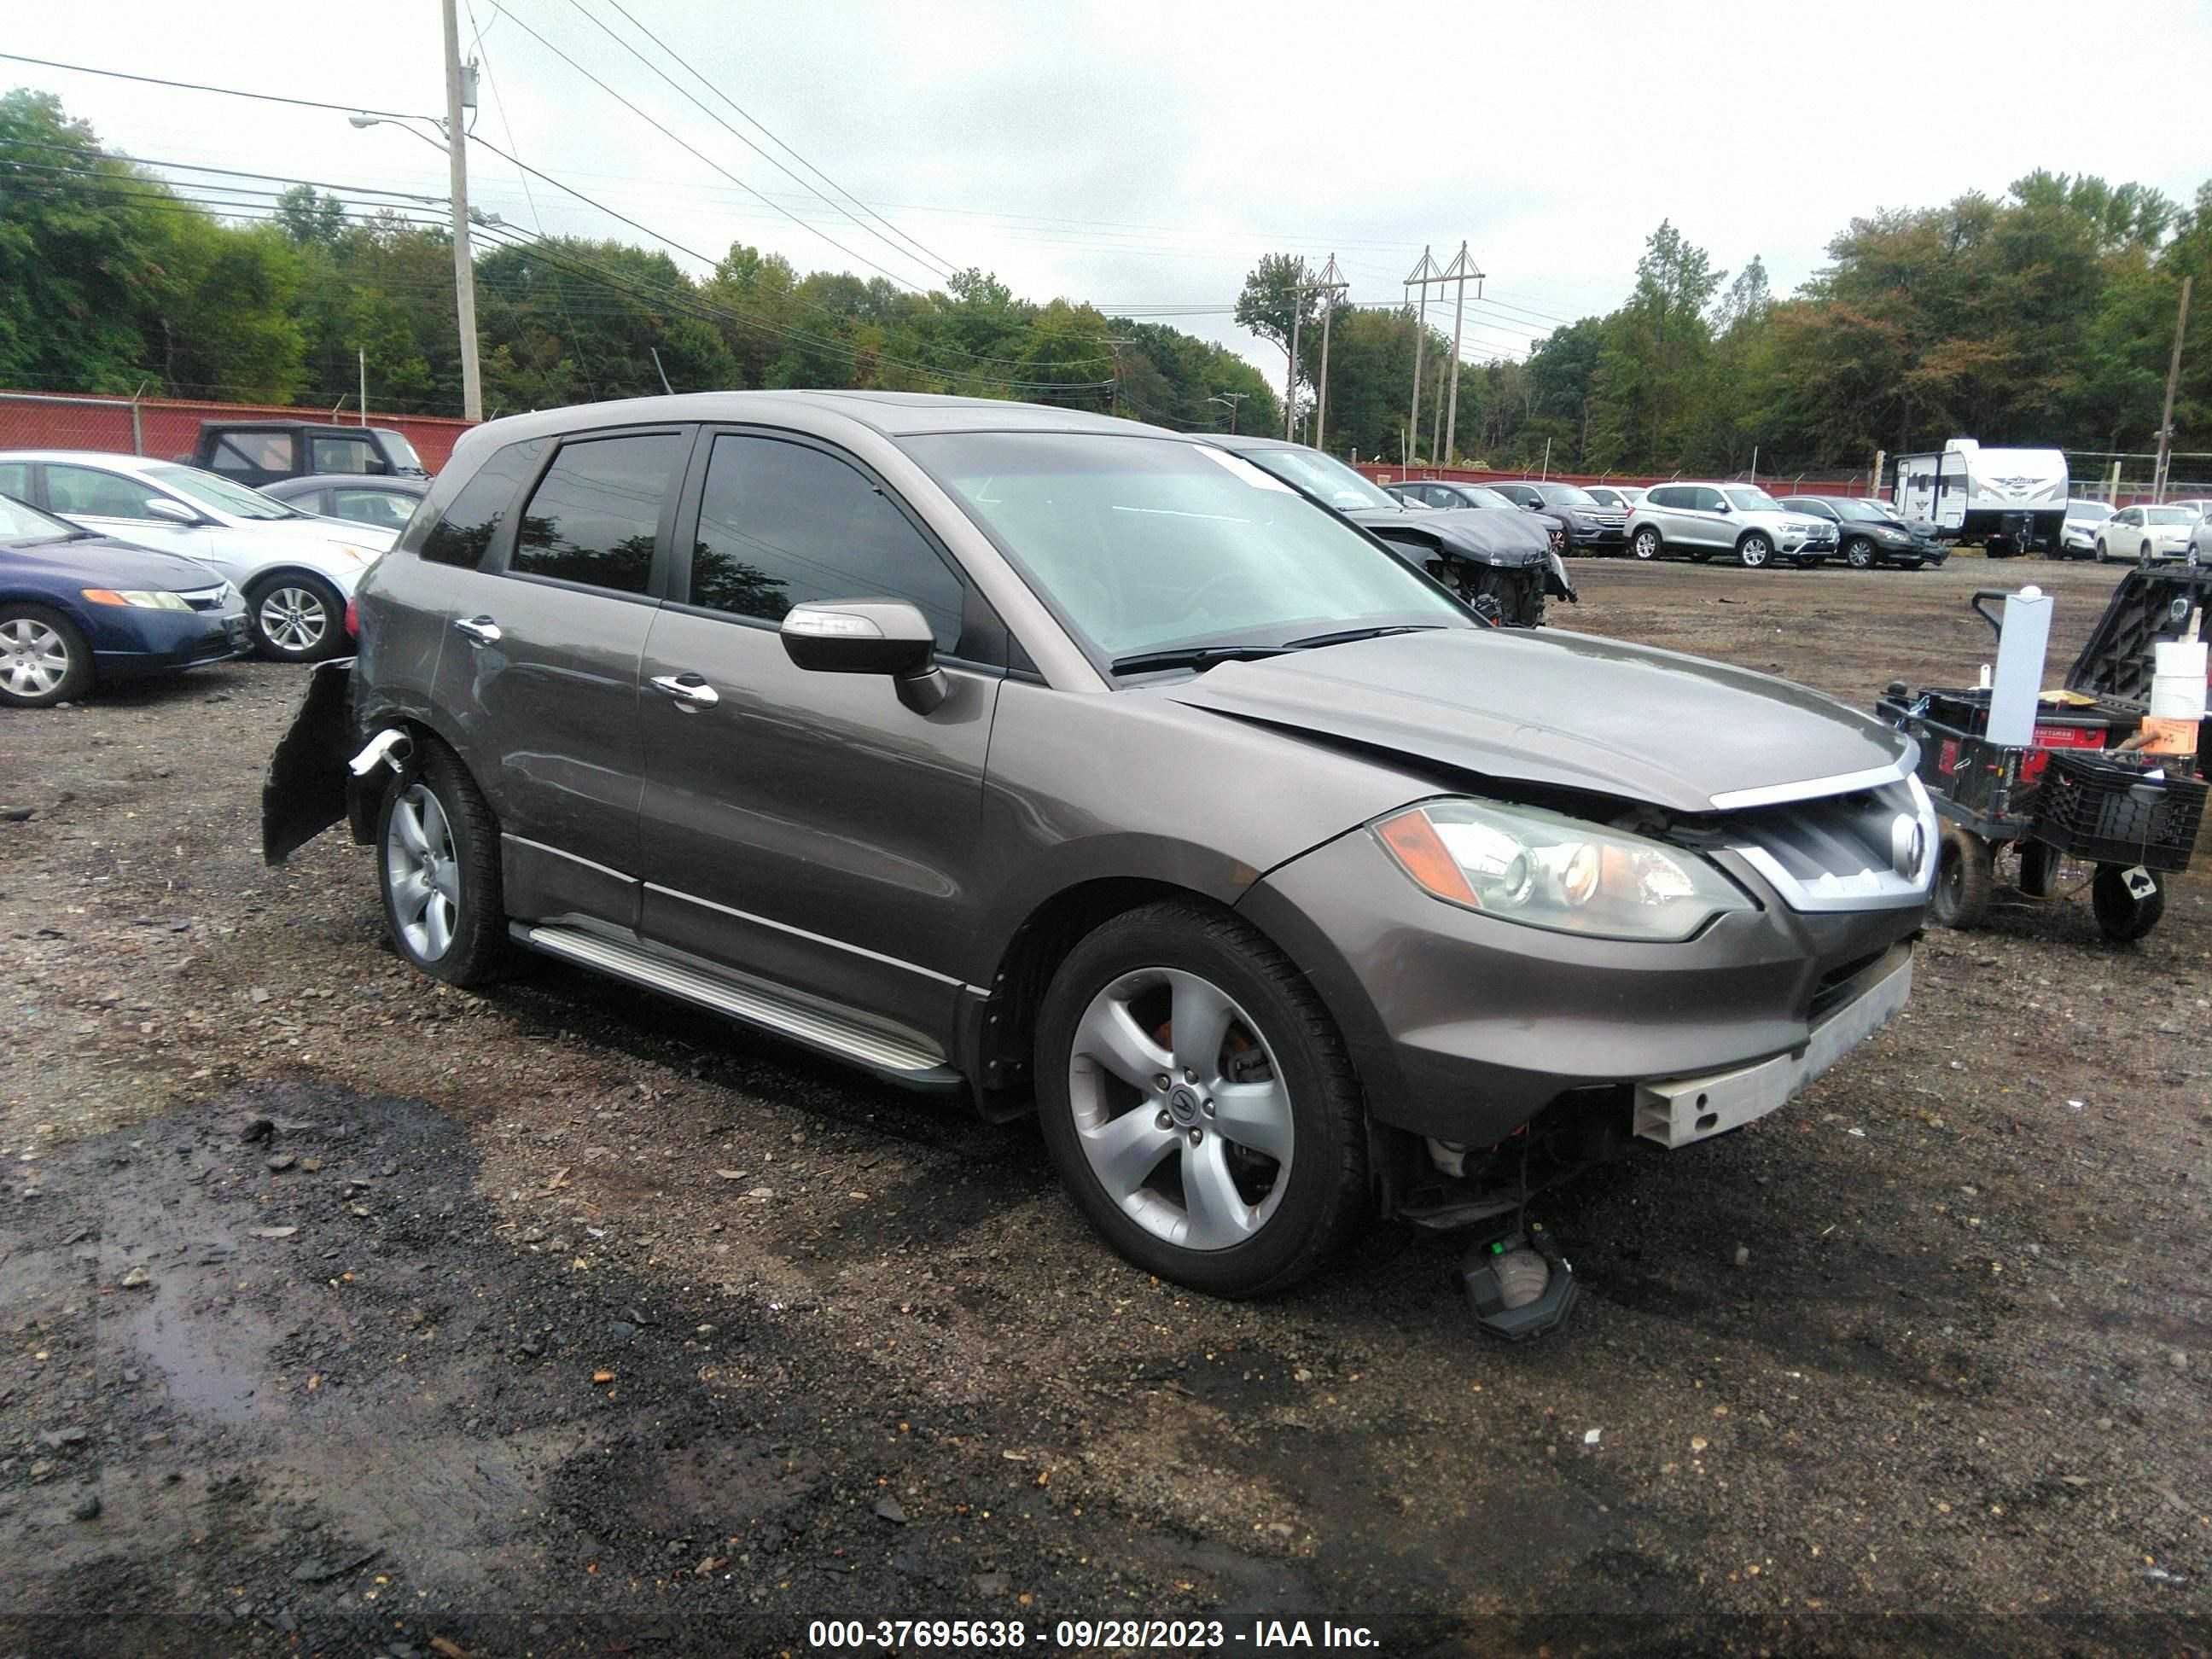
[[1281, 624, 1446, 650], [1109, 643, 1288, 677]]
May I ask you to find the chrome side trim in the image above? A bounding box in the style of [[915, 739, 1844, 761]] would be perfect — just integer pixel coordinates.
[[504, 832, 629, 883], [514, 923, 958, 1081], [1707, 757, 1912, 812], [643, 882, 964, 987]]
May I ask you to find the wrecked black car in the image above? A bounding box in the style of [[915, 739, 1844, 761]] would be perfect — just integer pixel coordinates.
[[1200, 435, 1574, 627]]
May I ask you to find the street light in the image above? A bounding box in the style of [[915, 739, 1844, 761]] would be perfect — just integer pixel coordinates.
[[1206, 392, 1246, 434]]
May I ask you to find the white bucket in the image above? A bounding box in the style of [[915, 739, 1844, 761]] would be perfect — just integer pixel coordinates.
[[2148, 639, 2209, 721]]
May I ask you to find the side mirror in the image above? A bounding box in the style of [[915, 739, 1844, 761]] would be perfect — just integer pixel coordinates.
[[145, 498, 202, 525], [1714, 501, 1732, 515], [780, 599, 946, 713]]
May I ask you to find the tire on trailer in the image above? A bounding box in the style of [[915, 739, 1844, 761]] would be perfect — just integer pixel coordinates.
[[2017, 839, 2063, 899], [2090, 864, 2164, 943], [1930, 825, 1994, 929]]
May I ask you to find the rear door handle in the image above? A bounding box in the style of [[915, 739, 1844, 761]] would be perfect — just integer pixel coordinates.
[[454, 615, 501, 645], [649, 672, 719, 710]]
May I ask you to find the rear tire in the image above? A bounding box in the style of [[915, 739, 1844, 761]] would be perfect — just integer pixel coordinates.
[[1931, 826, 1994, 929], [2091, 864, 2164, 942], [375, 741, 508, 987], [0, 604, 92, 708], [1034, 900, 1369, 1299], [1630, 527, 1662, 562]]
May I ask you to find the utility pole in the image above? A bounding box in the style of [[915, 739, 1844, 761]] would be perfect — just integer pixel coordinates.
[[1205, 392, 1246, 433], [1283, 259, 1307, 441], [1308, 255, 1348, 453], [358, 348, 368, 427], [1404, 247, 1438, 463], [2152, 274, 2192, 504], [441, 0, 483, 422], [1438, 241, 1482, 465], [1101, 335, 1137, 417]]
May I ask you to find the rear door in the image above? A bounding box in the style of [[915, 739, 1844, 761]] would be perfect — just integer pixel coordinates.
[[427, 425, 690, 924], [632, 427, 1004, 1039]]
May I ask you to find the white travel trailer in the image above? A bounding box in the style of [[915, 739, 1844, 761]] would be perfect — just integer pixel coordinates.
[[1890, 439, 2069, 558]]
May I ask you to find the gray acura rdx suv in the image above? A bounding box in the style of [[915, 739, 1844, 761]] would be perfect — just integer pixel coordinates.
[[267, 393, 1935, 1298]]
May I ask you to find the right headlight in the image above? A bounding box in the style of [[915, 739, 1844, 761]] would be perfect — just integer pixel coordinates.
[[1374, 798, 1755, 942], [82, 587, 190, 611]]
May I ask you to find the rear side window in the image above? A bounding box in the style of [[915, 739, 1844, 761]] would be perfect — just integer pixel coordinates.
[[510, 432, 684, 594], [688, 434, 965, 649], [332, 487, 417, 532], [1645, 486, 1679, 509], [209, 432, 294, 474], [311, 435, 380, 474], [420, 438, 548, 568]]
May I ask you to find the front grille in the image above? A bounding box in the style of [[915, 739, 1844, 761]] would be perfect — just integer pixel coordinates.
[[178, 585, 230, 612], [1705, 778, 1934, 913]]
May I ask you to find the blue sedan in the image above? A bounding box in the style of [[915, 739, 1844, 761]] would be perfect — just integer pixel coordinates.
[[1, 494, 250, 707]]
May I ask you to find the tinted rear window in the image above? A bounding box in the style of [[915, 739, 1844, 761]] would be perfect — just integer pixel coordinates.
[[509, 432, 684, 593], [421, 438, 548, 568]]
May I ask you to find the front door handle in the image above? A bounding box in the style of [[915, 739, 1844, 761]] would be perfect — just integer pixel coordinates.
[[454, 615, 502, 645], [649, 672, 720, 710]]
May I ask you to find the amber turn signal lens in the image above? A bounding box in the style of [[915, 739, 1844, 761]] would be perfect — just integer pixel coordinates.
[[1377, 810, 1478, 906]]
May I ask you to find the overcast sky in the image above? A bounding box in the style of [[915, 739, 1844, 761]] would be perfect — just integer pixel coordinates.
[[11, 0, 2212, 389]]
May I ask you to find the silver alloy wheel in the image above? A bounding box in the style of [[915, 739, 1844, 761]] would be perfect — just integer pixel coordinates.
[[1066, 967, 1293, 1252], [384, 783, 461, 961], [0, 618, 69, 697], [259, 585, 329, 655], [1632, 528, 1659, 560], [1739, 535, 1771, 568], [1846, 539, 1873, 569]]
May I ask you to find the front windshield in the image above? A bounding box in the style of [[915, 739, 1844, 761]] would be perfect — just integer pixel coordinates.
[[1832, 498, 1890, 521], [1542, 485, 1598, 507], [1726, 487, 1782, 511], [906, 433, 1466, 666], [2146, 507, 2196, 525], [378, 431, 425, 471], [1232, 445, 1400, 512], [2066, 500, 2113, 521], [0, 493, 84, 544], [1454, 485, 1516, 509], [145, 463, 298, 521]]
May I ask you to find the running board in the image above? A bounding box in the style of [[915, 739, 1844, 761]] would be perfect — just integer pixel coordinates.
[[512, 923, 963, 1087]]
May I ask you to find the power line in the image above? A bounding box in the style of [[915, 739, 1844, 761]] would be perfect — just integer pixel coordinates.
[[484, 0, 941, 295], [0, 136, 449, 205], [567, 0, 956, 282], [0, 51, 427, 121]]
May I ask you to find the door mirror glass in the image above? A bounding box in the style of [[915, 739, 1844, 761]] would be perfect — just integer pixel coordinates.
[[780, 599, 937, 678], [1714, 500, 1732, 514], [145, 498, 202, 525]]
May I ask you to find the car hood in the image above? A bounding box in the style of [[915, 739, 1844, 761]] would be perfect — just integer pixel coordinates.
[[1345, 504, 1552, 568], [241, 519, 398, 555], [1161, 626, 1910, 814], [0, 535, 226, 591]]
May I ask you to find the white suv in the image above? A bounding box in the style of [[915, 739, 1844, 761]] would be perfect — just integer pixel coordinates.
[[0, 450, 394, 660], [1627, 483, 1839, 569]]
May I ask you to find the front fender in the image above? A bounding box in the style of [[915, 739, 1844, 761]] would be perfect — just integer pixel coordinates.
[[262, 657, 357, 864]]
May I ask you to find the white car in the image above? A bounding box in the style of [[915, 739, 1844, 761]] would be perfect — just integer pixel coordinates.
[[2057, 498, 2114, 558], [0, 450, 392, 661], [2095, 504, 2200, 564]]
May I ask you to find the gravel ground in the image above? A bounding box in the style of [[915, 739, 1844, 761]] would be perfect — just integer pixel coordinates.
[[0, 553, 2206, 1656]]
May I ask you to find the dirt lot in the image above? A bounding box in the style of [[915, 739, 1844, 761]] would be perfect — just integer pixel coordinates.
[[1, 554, 2206, 1656]]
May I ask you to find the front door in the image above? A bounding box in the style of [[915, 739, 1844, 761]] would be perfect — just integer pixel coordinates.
[[427, 426, 690, 921], [38, 462, 208, 562], [634, 428, 1003, 1040]]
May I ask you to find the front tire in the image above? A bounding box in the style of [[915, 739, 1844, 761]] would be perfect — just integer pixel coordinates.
[[1737, 533, 1773, 569], [2095, 538, 2110, 563], [1843, 537, 1876, 570], [1630, 527, 1662, 562], [1035, 900, 1368, 1298], [247, 574, 347, 662], [375, 742, 507, 986], [0, 604, 92, 708], [2091, 864, 2164, 942]]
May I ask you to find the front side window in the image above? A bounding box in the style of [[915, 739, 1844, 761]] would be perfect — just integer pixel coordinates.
[[689, 434, 965, 649], [908, 432, 1465, 666], [422, 439, 548, 568], [510, 432, 683, 594], [2113, 509, 2140, 527], [311, 436, 380, 474], [45, 464, 165, 519], [0, 462, 30, 503], [1692, 487, 1727, 511]]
